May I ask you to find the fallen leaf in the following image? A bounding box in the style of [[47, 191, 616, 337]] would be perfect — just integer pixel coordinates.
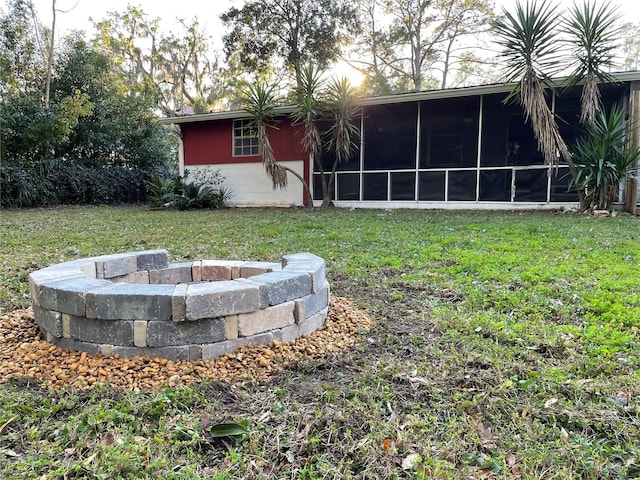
[[382, 438, 392, 453], [544, 398, 558, 408], [285, 450, 295, 463], [408, 376, 429, 385], [475, 421, 497, 449], [200, 414, 210, 430], [506, 453, 522, 474], [560, 427, 570, 444], [296, 420, 314, 441], [386, 401, 398, 422], [402, 453, 421, 470], [209, 421, 250, 438], [103, 431, 115, 445]]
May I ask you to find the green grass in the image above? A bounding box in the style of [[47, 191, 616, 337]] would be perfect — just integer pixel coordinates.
[[1, 206, 639, 478]]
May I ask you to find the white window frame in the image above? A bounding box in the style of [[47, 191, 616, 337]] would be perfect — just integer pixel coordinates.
[[233, 119, 259, 157]]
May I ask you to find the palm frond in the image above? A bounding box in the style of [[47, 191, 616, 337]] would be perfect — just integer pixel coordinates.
[[240, 81, 287, 189], [291, 64, 326, 157], [493, 0, 570, 166], [325, 77, 360, 164], [520, 67, 571, 165], [493, 0, 564, 82], [563, 0, 621, 123]]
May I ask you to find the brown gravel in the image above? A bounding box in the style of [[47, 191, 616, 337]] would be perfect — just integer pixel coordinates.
[[0, 296, 371, 391]]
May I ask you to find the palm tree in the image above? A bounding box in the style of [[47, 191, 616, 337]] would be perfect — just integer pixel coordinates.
[[322, 77, 360, 207], [563, 0, 621, 125], [291, 65, 325, 206], [240, 81, 313, 204], [240, 82, 288, 189], [492, 0, 571, 166]]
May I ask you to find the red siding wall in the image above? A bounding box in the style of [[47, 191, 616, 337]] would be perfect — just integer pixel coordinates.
[[182, 117, 307, 165]]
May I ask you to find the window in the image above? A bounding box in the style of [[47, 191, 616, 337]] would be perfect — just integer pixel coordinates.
[[233, 119, 259, 156]]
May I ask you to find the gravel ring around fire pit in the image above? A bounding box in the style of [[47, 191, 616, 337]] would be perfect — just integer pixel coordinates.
[[0, 296, 371, 391]]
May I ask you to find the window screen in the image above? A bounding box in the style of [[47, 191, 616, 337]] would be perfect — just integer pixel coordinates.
[[514, 169, 548, 202], [363, 103, 417, 170], [448, 171, 477, 201], [391, 172, 416, 200], [479, 170, 511, 201], [420, 97, 479, 168], [550, 168, 579, 202], [363, 173, 388, 200], [418, 172, 446, 201], [337, 173, 360, 200]]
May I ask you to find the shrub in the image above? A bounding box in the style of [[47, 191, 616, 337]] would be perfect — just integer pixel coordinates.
[[0, 159, 167, 208], [145, 175, 183, 208], [570, 105, 640, 211], [145, 169, 230, 210]]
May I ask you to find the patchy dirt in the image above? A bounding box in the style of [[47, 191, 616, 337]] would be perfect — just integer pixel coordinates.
[[0, 296, 371, 391]]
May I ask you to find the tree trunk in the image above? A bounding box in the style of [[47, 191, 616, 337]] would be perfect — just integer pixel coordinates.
[[44, 0, 56, 108], [281, 165, 313, 207]]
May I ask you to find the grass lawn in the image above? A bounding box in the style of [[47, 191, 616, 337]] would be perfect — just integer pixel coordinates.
[[0, 206, 639, 479]]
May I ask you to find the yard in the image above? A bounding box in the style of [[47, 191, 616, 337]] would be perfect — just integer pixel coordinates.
[[0, 206, 639, 478]]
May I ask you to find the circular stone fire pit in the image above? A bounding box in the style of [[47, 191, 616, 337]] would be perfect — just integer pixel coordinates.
[[28, 250, 329, 361]]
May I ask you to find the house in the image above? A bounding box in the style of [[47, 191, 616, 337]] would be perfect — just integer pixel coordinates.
[[159, 71, 640, 212]]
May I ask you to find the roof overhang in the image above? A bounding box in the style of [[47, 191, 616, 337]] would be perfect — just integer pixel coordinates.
[[159, 70, 640, 125]]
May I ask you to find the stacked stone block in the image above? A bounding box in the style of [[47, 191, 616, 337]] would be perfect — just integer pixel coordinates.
[[29, 250, 329, 361]]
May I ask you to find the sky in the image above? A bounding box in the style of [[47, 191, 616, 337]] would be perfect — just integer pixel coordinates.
[[9, 0, 640, 83], [24, 0, 640, 44]]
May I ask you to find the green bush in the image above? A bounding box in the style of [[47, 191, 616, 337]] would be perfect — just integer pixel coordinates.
[[144, 175, 183, 208], [0, 159, 167, 208], [146, 169, 231, 210], [570, 105, 640, 211]]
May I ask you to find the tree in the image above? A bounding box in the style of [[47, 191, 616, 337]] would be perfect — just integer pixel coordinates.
[[52, 38, 175, 170], [320, 77, 360, 207], [241, 72, 358, 207], [155, 19, 233, 114], [93, 7, 232, 115], [434, 0, 495, 89], [1, 2, 93, 167], [571, 105, 640, 211], [239, 82, 288, 189], [492, 0, 570, 167], [620, 22, 640, 71], [563, 0, 620, 124], [0, 3, 176, 208], [346, 0, 410, 95], [493, 0, 629, 212], [0, 0, 45, 94], [221, 0, 359, 87], [92, 5, 161, 99], [239, 81, 313, 204], [349, 0, 495, 94], [291, 65, 325, 205], [382, 0, 439, 91]]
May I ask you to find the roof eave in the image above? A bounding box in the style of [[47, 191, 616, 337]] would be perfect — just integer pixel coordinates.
[[159, 70, 640, 125]]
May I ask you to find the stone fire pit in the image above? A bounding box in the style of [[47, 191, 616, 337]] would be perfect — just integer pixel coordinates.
[[28, 250, 329, 361]]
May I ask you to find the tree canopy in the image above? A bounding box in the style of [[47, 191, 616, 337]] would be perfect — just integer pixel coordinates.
[[221, 0, 360, 86], [348, 0, 495, 95], [0, 0, 176, 207]]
